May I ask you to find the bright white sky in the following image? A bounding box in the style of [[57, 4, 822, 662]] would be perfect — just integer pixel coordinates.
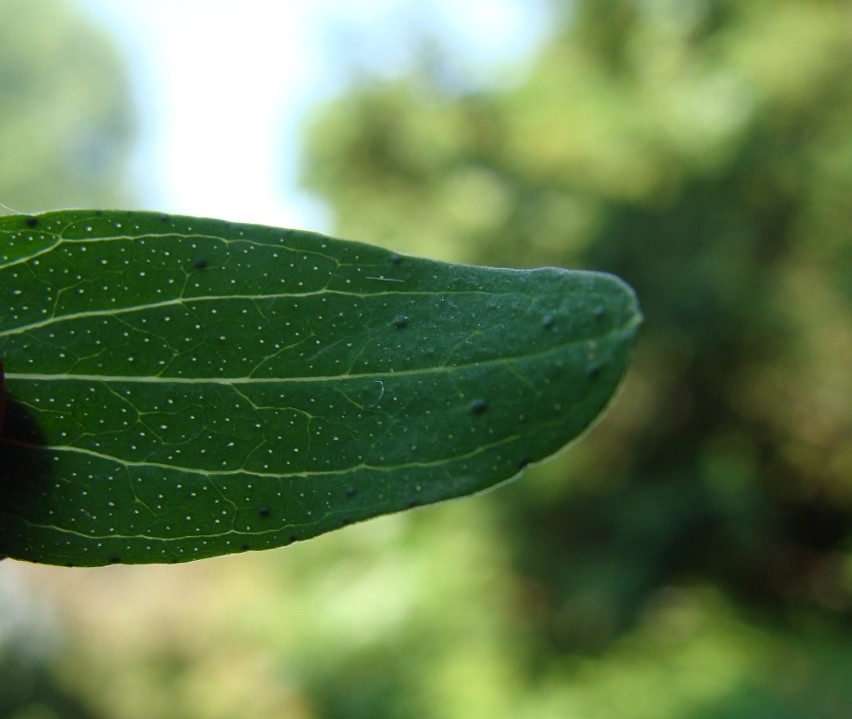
[[77, 0, 549, 232]]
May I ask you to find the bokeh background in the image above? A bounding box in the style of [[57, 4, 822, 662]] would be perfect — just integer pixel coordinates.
[[1, 0, 851, 717]]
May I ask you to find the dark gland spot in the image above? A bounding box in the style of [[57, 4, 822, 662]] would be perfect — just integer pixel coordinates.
[[393, 315, 409, 329], [193, 257, 208, 269], [407, 498, 420, 508], [346, 485, 357, 498], [542, 314, 555, 329], [240, 544, 250, 552], [159, 213, 171, 223], [108, 556, 121, 564], [25, 216, 38, 228], [389, 252, 403, 266], [258, 506, 271, 518], [587, 363, 602, 379], [517, 457, 530, 470], [470, 399, 488, 415]]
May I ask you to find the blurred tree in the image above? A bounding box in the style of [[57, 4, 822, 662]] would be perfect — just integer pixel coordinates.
[[0, 0, 134, 211], [1, 0, 133, 716], [302, 0, 852, 711]]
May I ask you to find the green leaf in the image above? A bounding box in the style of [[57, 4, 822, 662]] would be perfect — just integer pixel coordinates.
[[0, 210, 640, 566]]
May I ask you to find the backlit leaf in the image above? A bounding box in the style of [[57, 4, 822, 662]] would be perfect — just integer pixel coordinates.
[[0, 210, 640, 565]]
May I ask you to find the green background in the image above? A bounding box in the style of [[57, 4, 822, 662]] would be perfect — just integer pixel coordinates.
[[1, 0, 850, 716]]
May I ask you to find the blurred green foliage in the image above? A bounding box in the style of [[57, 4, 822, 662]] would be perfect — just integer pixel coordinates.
[[2, 0, 851, 717], [0, 0, 133, 212], [301, 0, 852, 714]]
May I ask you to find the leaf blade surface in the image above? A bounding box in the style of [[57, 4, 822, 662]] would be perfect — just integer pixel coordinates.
[[0, 210, 639, 565]]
